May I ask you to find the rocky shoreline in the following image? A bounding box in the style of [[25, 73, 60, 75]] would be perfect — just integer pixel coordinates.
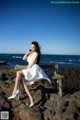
[[0, 66, 80, 120], [0, 61, 7, 66]]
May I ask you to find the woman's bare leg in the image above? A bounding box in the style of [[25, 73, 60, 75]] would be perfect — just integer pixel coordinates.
[[12, 71, 23, 95], [22, 77, 33, 104], [11, 70, 33, 104]]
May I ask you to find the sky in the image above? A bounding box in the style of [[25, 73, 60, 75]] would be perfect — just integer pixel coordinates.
[[0, 0, 80, 55]]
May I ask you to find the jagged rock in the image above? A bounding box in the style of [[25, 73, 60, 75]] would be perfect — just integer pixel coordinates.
[[50, 93, 60, 102], [56, 99, 68, 120], [0, 95, 6, 106], [12, 101, 22, 109], [0, 67, 80, 120], [43, 109, 54, 120], [0, 69, 16, 81], [77, 115, 80, 120], [75, 99, 80, 108], [72, 91, 80, 99], [19, 107, 42, 120], [62, 101, 79, 120], [44, 100, 57, 112], [59, 68, 80, 94], [0, 73, 8, 80]]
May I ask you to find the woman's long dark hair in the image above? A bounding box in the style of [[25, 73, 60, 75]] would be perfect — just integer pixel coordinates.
[[31, 41, 41, 64]]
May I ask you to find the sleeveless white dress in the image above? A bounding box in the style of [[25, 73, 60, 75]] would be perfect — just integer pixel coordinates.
[[22, 52, 51, 85]]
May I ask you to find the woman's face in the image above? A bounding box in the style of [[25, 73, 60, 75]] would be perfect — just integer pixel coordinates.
[[30, 44, 36, 52]]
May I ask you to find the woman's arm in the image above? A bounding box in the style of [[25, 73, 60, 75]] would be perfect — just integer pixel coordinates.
[[27, 52, 38, 68], [22, 50, 31, 60]]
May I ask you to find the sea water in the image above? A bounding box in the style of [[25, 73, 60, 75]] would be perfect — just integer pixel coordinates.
[[0, 54, 80, 69]]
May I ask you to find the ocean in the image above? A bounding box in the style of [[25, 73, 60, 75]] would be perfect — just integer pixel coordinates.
[[0, 54, 80, 69]]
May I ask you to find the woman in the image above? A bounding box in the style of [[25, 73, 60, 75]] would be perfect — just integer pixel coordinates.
[[8, 41, 51, 107]]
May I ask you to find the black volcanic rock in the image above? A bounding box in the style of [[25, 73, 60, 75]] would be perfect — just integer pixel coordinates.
[[0, 67, 80, 120], [0, 61, 7, 66]]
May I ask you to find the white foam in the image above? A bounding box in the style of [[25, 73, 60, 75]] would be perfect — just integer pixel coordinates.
[[12, 56, 22, 59], [69, 59, 72, 62]]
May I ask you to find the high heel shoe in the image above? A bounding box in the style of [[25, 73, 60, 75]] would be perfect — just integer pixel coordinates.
[[8, 90, 19, 100], [29, 102, 34, 107]]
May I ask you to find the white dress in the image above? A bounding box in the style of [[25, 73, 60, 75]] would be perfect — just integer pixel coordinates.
[[22, 52, 51, 85]]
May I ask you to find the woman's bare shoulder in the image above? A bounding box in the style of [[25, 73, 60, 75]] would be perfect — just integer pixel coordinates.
[[33, 52, 38, 57]]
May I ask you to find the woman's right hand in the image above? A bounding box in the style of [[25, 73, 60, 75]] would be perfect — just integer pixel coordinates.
[[27, 49, 32, 55], [22, 49, 31, 60]]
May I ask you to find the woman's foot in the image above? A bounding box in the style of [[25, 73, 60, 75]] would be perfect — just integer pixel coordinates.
[[29, 102, 34, 107], [29, 99, 34, 107], [8, 90, 19, 100]]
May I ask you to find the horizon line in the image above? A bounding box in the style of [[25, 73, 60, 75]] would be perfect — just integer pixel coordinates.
[[0, 53, 80, 56]]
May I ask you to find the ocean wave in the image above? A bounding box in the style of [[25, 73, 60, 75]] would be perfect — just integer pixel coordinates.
[[49, 61, 55, 63], [12, 56, 22, 59], [57, 62, 72, 64], [49, 61, 72, 65], [69, 59, 72, 62]]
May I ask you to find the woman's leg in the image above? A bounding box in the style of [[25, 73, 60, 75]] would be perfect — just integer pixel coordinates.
[[22, 77, 33, 104], [12, 71, 23, 95]]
